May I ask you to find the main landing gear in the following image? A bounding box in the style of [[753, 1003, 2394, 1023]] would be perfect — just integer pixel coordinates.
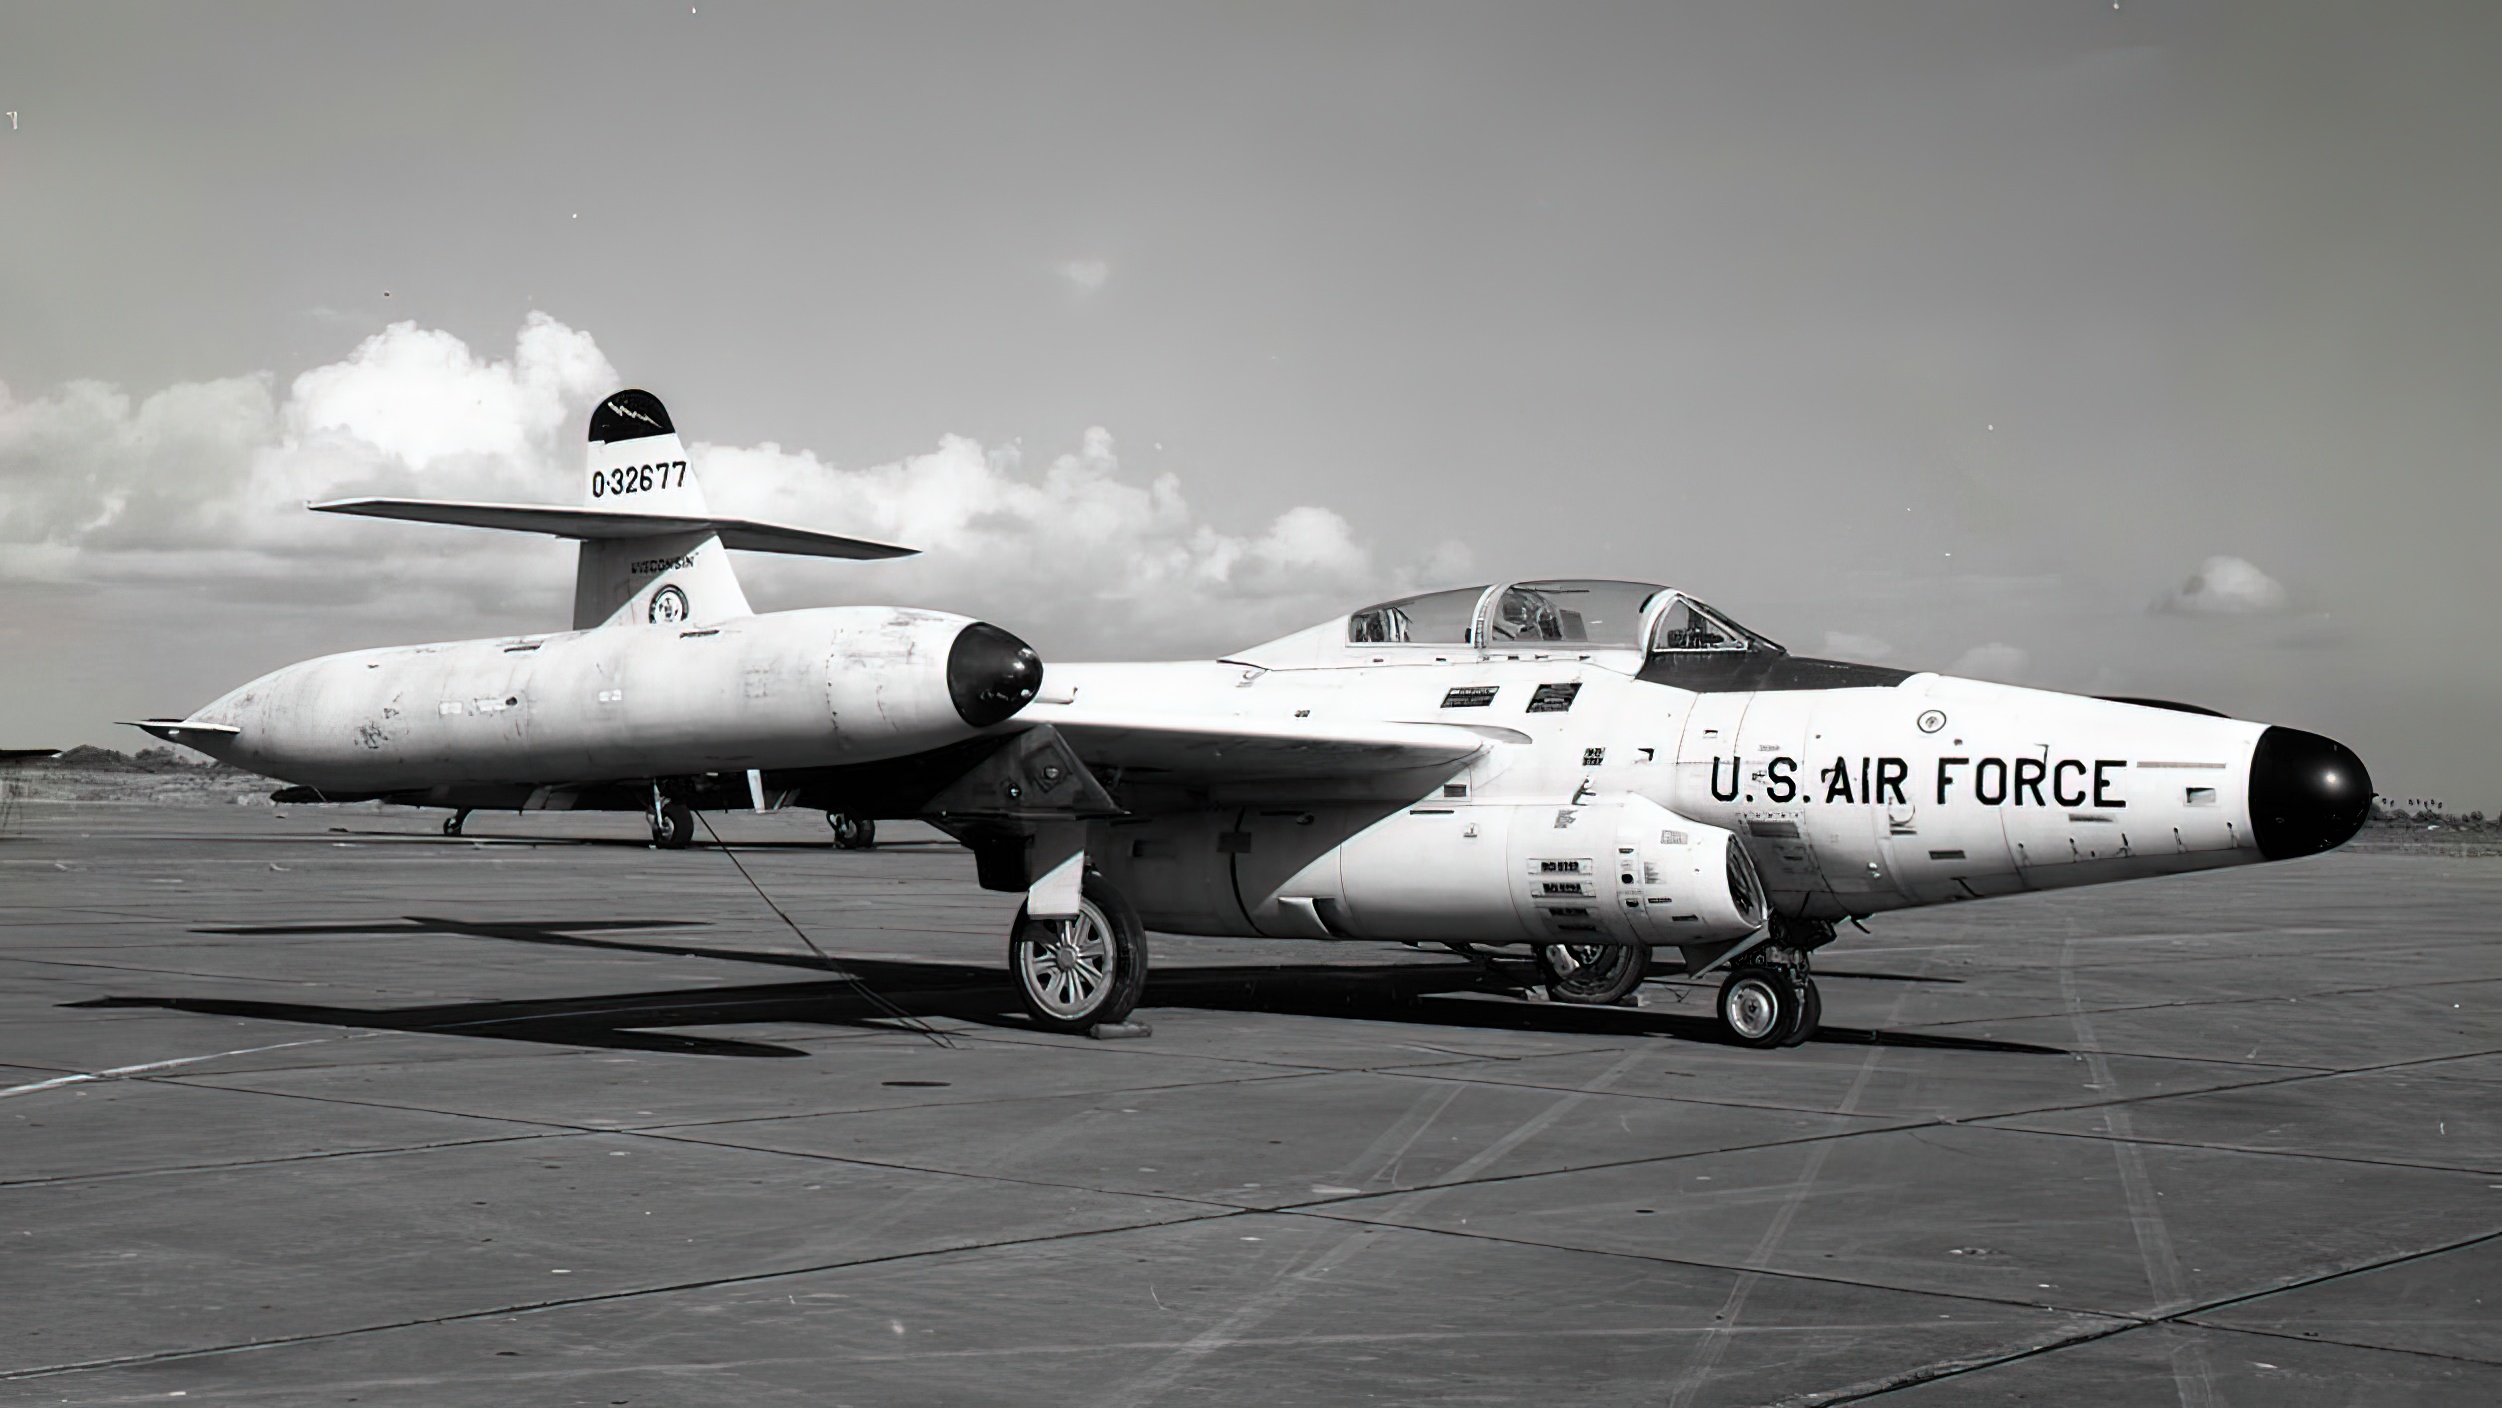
[[1008, 872, 1148, 1035], [442, 808, 471, 838], [827, 811, 877, 851], [1537, 942, 1648, 1005]]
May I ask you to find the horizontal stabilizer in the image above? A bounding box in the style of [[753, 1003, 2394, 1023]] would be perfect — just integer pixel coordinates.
[[309, 498, 916, 560]]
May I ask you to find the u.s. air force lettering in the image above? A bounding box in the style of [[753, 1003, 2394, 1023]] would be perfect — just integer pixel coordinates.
[[1709, 753, 2129, 807]]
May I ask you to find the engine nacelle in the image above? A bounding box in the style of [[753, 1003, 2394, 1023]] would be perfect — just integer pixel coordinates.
[[1100, 795, 1767, 949]]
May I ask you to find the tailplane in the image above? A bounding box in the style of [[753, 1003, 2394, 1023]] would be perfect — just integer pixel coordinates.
[[307, 388, 914, 632]]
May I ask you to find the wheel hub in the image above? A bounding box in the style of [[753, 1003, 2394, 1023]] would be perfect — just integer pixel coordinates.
[[1725, 977, 1781, 1040], [1023, 909, 1112, 1018]]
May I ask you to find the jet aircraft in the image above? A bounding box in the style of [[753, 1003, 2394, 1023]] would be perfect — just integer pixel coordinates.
[[128, 390, 1056, 848], [959, 580, 2370, 1047]]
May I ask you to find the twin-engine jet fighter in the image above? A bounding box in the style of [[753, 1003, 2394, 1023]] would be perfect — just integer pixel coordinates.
[[129, 391, 1055, 846], [959, 580, 2370, 1046]]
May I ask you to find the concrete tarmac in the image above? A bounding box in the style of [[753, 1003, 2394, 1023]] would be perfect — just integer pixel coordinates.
[[0, 803, 2495, 1406]]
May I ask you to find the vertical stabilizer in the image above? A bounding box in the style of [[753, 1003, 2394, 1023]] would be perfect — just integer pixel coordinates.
[[573, 390, 753, 630]]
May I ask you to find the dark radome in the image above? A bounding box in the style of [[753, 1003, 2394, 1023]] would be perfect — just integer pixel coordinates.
[[588, 389, 676, 443], [2248, 726, 2373, 860], [947, 622, 1044, 728]]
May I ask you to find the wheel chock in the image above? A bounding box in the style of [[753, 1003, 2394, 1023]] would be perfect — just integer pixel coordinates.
[[1089, 1021, 1153, 1040]]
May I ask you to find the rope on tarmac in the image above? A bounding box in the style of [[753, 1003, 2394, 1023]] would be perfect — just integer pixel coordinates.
[[694, 810, 957, 1049]]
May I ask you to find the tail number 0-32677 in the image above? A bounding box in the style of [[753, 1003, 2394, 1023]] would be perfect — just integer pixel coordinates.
[[590, 461, 688, 498]]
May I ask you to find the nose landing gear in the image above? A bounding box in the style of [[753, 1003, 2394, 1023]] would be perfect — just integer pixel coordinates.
[[1717, 951, 1820, 1048], [649, 799, 694, 849], [827, 811, 877, 850], [442, 808, 471, 838]]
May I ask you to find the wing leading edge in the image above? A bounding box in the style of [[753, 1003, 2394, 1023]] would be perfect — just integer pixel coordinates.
[[1029, 708, 1490, 787]]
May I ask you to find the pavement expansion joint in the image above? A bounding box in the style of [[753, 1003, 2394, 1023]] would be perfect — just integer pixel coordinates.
[[628, 1128, 1254, 1210], [1284, 1207, 2138, 1321], [2180, 1316, 2502, 1368], [0, 1130, 572, 1189], [0, 1204, 1256, 1385], [1969, 1117, 2502, 1177], [1796, 1227, 2502, 1403]]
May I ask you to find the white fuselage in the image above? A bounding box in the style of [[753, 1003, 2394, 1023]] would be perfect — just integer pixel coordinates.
[[180, 607, 986, 795], [1038, 649, 2270, 934]]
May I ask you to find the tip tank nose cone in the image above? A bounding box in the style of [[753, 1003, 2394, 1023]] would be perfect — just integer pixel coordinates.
[[947, 622, 1044, 728], [2249, 726, 2372, 860]]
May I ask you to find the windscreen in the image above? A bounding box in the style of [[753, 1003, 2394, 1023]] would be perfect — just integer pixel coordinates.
[[1647, 595, 1781, 654]]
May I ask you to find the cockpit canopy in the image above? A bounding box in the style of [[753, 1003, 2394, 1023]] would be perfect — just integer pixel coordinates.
[[1343, 580, 1783, 657]]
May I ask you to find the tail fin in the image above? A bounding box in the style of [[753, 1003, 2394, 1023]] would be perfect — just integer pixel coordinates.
[[571, 389, 749, 629]]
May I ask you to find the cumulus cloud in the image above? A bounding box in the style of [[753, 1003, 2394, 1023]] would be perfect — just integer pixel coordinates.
[[702, 426, 1463, 653], [1949, 642, 2031, 682], [0, 312, 613, 618], [2155, 555, 2288, 616], [0, 315, 1465, 657], [1056, 258, 1110, 294]]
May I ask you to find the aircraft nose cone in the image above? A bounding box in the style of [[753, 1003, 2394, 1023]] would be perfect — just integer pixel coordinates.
[[2248, 726, 2372, 860], [947, 622, 1044, 729]]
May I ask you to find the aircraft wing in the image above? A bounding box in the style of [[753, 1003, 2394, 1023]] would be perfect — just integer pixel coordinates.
[[309, 498, 916, 560], [1029, 708, 1492, 786]]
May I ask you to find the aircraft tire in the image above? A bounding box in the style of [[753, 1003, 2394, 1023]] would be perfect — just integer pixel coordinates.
[[1538, 942, 1647, 1005], [1717, 966, 1798, 1049], [652, 800, 696, 849], [1779, 977, 1822, 1047], [828, 812, 877, 850], [442, 809, 469, 838], [1009, 874, 1148, 1035]]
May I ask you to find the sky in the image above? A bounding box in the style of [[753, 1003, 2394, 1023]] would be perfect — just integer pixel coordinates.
[[2, 2, 2496, 807]]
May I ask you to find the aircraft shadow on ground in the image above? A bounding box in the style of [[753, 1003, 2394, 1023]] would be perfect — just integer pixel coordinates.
[[324, 829, 960, 854], [65, 916, 2065, 1058]]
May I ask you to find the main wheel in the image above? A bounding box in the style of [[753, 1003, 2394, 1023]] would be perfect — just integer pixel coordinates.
[[828, 812, 877, 850], [1718, 966, 1803, 1049], [442, 809, 469, 838], [1009, 874, 1148, 1034], [651, 800, 695, 849], [1779, 977, 1822, 1048], [1538, 942, 1648, 1005]]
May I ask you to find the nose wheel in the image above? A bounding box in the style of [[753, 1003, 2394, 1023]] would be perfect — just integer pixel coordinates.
[[827, 811, 877, 850], [649, 799, 695, 849], [1718, 961, 1820, 1048], [442, 808, 470, 838], [1008, 873, 1147, 1034]]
